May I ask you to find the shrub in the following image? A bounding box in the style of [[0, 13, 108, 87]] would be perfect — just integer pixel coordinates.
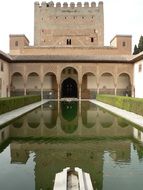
[[0, 95, 41, 114], [96, 94, 143, 116]]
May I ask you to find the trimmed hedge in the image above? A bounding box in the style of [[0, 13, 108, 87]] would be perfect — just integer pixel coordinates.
[[0, 95, 41, 114], [96, 94, 143, 116]]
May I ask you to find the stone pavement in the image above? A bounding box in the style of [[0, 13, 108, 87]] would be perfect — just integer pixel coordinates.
[[90, 100, 143, 128], [0, 100, 48, 126]]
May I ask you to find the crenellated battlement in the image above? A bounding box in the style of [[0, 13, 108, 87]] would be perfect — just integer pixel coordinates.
[[34, 1, 103, 9], [34, 1, 104, 47]]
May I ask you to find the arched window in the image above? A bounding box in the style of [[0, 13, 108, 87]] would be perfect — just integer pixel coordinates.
[[67, 39, 71, 45], [91, 37, 94, 43], [122, 41, 126, 46], [15, 41, 18, 47]]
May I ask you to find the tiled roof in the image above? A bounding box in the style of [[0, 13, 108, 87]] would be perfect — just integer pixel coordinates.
[[1, 50, 143, 63], [0, 50, 12, 62], [11, 54, 134, 63]]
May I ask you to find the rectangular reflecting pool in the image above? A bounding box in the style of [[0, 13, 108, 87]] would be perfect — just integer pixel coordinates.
[[0, 101, 143, 190]]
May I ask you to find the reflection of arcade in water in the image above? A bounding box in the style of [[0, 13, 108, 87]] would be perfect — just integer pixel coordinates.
[[1, 101, 143, 190], [0, 101, 136, 137]]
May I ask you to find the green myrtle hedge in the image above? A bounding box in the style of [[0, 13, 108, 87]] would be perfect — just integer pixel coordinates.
[[96, 94, 143, 116], [0, 95, 41, 114]]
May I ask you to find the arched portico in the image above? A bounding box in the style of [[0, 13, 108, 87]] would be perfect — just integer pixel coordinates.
[[61, 78, 78, 98], [60, 67, 78, 98], [43, 72, 58, 99], [11, 72, 24, 96], [117, 73, 131, 96], [27, 72, 41, 95], [8, 63, 133, 99], [81, 72, 96, 99], [99, 73, 114, 95]]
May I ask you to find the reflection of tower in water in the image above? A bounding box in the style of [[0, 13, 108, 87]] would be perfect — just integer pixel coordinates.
[[0, 101, 140, 190]]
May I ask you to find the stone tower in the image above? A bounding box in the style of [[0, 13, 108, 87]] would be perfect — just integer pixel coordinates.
[[34, 1, 104, 47]]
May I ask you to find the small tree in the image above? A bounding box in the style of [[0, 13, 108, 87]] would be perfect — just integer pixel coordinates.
[[138, 35, 143, 52], [133, 35, 143, 55], [133, 44, 139, 55]]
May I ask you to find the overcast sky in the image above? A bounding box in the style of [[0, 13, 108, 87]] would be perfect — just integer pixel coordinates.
[[0, 0, 142, 53]]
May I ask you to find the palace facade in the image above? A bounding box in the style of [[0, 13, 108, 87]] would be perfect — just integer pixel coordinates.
[[0, 1, 143, 99]]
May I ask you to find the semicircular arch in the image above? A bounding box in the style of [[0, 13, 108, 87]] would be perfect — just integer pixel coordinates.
[[61, 66, 79, 75], [61, 77, 78, 98], [43, 72, 58, 99], [43, 71, 57, 77], [27, 72, 39, 77], [60, 67, 78, 98], [81, 72, 97, 99], [82, 72, 95, 78], [27, 72, 41, 95], [99, 72, 115, 95], [117, 72, 131, 79], [100, 72, 114, 78], [11, 72, 23, 78], [11, 72, 24, 96], [44, 72, 57, 77], [117, 72, 131, 96]]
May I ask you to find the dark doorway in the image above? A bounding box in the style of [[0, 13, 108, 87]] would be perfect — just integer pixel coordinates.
[[61, 78, 78, 98]]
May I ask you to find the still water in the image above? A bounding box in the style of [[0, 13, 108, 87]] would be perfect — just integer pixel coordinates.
[[0, 101, 143, 190]]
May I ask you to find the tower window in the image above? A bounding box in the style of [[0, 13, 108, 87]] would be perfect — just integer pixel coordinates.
[[122, 41, 126, 46], [67, 39, 71, 45], [15, 41, 18, 47], [91, 37, 94, 43]]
